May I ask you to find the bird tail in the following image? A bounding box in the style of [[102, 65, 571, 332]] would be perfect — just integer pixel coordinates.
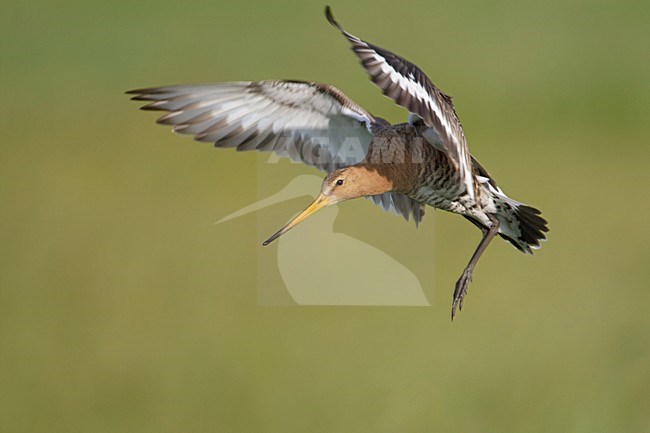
[[493, 195, 549, 254], [469, 156, 548, 253]]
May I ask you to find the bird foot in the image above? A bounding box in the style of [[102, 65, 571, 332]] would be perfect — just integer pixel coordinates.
[[451, 267, 473, 320]]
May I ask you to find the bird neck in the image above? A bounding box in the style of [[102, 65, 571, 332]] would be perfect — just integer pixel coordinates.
[[350, 164, 396, 196]]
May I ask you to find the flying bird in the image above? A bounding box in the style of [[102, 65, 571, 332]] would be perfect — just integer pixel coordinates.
[[127, 6, 548, 318]]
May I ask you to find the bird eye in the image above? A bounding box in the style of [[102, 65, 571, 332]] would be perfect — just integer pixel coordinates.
[[336, 179, 344, 186]]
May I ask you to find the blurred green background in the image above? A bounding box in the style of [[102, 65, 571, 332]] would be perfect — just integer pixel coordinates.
[[2, 0, 649, 431]]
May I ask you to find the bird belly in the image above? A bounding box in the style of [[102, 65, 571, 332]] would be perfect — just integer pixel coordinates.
[[411, 185, 497, 226], [410, 186, 466, 213]]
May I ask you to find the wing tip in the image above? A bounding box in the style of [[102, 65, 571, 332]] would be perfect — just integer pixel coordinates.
[[126, 87, 160, 96], [126, 88, 159, 105], [324, 6, 336, 26], [325, 5, 345, 33], [126, 90, 147, 101]]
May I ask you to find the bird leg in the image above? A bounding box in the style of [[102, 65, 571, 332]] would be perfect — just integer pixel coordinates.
[[451, 214, 500, 320]]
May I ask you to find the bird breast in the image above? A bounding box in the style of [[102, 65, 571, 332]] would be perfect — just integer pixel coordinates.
[[365, 124, 464, 202]]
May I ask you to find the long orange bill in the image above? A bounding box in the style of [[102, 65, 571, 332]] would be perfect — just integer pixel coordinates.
[[262, 194, 330, 246]]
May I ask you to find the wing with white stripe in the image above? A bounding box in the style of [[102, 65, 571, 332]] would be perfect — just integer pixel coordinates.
[[128, 80, 378, 172], [326, 7, 476, 201]]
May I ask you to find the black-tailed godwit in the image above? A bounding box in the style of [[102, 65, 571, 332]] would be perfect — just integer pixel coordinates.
[[128, 6, 548, 318]]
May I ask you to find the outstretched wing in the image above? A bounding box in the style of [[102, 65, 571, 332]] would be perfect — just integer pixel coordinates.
[[326, 7, 476, 201], [128, 80, 377, 171], [128, 80, 422, 224]]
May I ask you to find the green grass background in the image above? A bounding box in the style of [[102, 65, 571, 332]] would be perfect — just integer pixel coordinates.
[[1, 0, 649, 431]]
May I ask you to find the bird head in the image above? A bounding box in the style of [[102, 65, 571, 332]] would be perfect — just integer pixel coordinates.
[[263, 165, 393, 245]]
